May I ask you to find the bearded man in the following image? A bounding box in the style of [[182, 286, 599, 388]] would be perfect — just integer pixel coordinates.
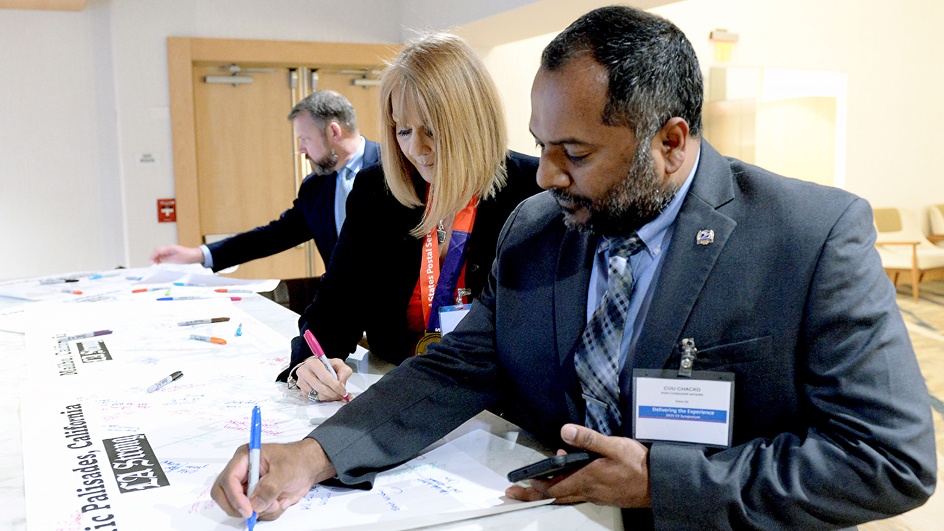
[[150, 90, 379, 272], [212, 7, 935, 530]]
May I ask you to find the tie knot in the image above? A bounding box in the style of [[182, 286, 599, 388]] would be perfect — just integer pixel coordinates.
[[604, 233, 644, 259]]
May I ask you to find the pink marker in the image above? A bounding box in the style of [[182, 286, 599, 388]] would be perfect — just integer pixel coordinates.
[[303, 329, 349, 402]]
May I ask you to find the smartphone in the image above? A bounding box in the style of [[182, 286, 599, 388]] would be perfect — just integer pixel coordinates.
[[506, 452, 601, 483]]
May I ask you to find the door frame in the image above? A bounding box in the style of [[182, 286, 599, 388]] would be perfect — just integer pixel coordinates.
[[167, 37, 399, 247]]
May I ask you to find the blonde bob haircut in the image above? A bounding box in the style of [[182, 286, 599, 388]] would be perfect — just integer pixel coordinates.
[[379, 32, 508, 238]]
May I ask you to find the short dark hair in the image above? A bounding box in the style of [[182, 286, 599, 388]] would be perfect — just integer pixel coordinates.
[[287, 90, 358, 133], [541, 5, 703, 139]]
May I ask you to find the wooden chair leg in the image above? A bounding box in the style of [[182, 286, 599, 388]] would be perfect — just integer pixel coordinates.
[[911, 245, 920, 302]]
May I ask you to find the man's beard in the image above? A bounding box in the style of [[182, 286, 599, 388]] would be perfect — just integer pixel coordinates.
[[308, 148, 338, 176], [551, 140, 680, 236]]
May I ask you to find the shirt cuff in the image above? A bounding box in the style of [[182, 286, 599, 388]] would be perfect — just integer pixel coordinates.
[[199, 245, 214, 269]]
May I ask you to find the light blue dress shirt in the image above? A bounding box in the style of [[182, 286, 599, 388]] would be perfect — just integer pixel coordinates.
[[334, 136, 367, 236], [586, 149, 700, 372]]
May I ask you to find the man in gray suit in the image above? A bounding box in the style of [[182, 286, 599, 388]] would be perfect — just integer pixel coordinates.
[[212, 7, 936, 529]]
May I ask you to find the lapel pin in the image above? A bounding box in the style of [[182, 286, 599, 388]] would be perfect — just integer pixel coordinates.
[[696, 229, 714, 245]]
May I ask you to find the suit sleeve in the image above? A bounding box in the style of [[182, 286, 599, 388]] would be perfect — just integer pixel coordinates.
[[304, 201, 529, 486], [206, 197, 312, 272], [648, 198, 937, 530]]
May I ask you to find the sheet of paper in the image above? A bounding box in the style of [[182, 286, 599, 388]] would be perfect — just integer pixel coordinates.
[[0, 303, 29, 333], [0, 265, 279, 302], [24, 299, 289, 384], [20, 299, 550, 530], [22, 386, 545, 531]]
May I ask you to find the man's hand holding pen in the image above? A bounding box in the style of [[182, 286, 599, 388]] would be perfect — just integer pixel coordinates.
[[212, 438, 336, 521]]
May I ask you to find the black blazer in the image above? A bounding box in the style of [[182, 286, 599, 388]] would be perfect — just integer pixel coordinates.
[[207, 140, 381, 271], [278, 151, 541, 376]]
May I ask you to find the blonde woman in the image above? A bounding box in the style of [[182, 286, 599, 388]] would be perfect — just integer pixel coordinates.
[[278, 33, 541, 400]]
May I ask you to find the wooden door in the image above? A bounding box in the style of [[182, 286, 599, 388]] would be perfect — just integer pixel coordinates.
[[192, 63, 303, 280], [190, 64, 382, 280]]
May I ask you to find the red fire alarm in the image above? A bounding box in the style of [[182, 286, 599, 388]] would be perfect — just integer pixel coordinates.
[[157, 198, 176, 222]]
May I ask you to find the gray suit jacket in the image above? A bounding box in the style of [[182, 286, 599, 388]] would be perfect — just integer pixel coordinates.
[[310, 142, 936, 530]]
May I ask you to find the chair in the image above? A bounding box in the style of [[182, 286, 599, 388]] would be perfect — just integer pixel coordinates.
[[928, 204, 944, 248], [873, 207, 944, 302]]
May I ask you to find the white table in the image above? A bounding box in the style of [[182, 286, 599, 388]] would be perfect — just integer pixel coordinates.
[[0, 291, 620, 531]]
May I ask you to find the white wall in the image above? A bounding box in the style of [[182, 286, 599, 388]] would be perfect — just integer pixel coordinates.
[[479, 34, 554, 156], [398, 0, 539, 35], [3, 0, 943, 280], [649, 0, 944, 212], [110, 0, 402, 272], [0, 0, 402, 280], [0, 4, 123, 280], [482, 0, 944, 216]]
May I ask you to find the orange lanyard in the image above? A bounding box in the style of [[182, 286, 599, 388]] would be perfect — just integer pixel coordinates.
[[419, 196, 478, 332]]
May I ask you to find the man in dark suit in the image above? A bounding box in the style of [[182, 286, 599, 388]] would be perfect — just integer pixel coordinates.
[[212, 7, 936, 530], [150, 90, 380, 271]]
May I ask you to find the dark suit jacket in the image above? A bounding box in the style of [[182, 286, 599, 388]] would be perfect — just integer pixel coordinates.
[[206, 140, 381, 271], [309, 142, 936, 530], [277, 150, 541, 375]]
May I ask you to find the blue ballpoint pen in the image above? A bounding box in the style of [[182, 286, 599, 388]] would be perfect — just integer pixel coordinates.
[[248, 406, 261, 530]]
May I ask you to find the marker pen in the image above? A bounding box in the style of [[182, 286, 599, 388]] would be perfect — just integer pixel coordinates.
[[214, 289, 253, 293], [61, 289, 83, 295], [177, 317, 230, 326], [173, 282, 206, 287], [157, 296, 241, 301], [303, 330, 349, 402], [190, 334, 227, 345], [59, 330, 112, 343], [247, 406, 261, 531], [146, 371, 183, 393]]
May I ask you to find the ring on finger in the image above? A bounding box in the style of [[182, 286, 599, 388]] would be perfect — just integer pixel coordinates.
[[308, 389, 319, 402]]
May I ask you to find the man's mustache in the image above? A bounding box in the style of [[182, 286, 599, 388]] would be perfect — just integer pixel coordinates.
[[549, 188, 594, 209]]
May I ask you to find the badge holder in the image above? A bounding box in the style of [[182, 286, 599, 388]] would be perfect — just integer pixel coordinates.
[[437, 288, 472, 336], [632, 339, 735, 448]]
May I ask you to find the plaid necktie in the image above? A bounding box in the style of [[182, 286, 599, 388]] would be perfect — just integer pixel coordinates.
[[574, 233, 644, 435]]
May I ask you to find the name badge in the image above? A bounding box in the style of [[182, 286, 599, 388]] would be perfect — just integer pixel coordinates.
[[632, 368, 734, 448], [438, 304, 470, 336]]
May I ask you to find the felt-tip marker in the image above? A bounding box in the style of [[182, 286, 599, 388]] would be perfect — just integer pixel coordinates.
[[40, 278, 79, 284], [132, 287, 167, 293], [214, 289, 253, 293], [147, 370, 183, 393], [173, 282, 206, 287], [303, 330, 349, 402], [177, 317, 230, 326], [61, 289, 83, 295], [190, 334, 227, 345], [247, 405, 261, 531], [157, 296, 241, 301], [59, 330, 112, 343]]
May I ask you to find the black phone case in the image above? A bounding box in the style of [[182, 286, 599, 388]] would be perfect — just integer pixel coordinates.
[[506, 452, 600, 482]]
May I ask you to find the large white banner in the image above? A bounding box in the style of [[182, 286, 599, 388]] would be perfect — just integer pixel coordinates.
[[20, 300, 547, 530]]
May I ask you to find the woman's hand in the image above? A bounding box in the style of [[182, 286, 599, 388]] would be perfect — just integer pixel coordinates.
[[294, 357, 353, 402]]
